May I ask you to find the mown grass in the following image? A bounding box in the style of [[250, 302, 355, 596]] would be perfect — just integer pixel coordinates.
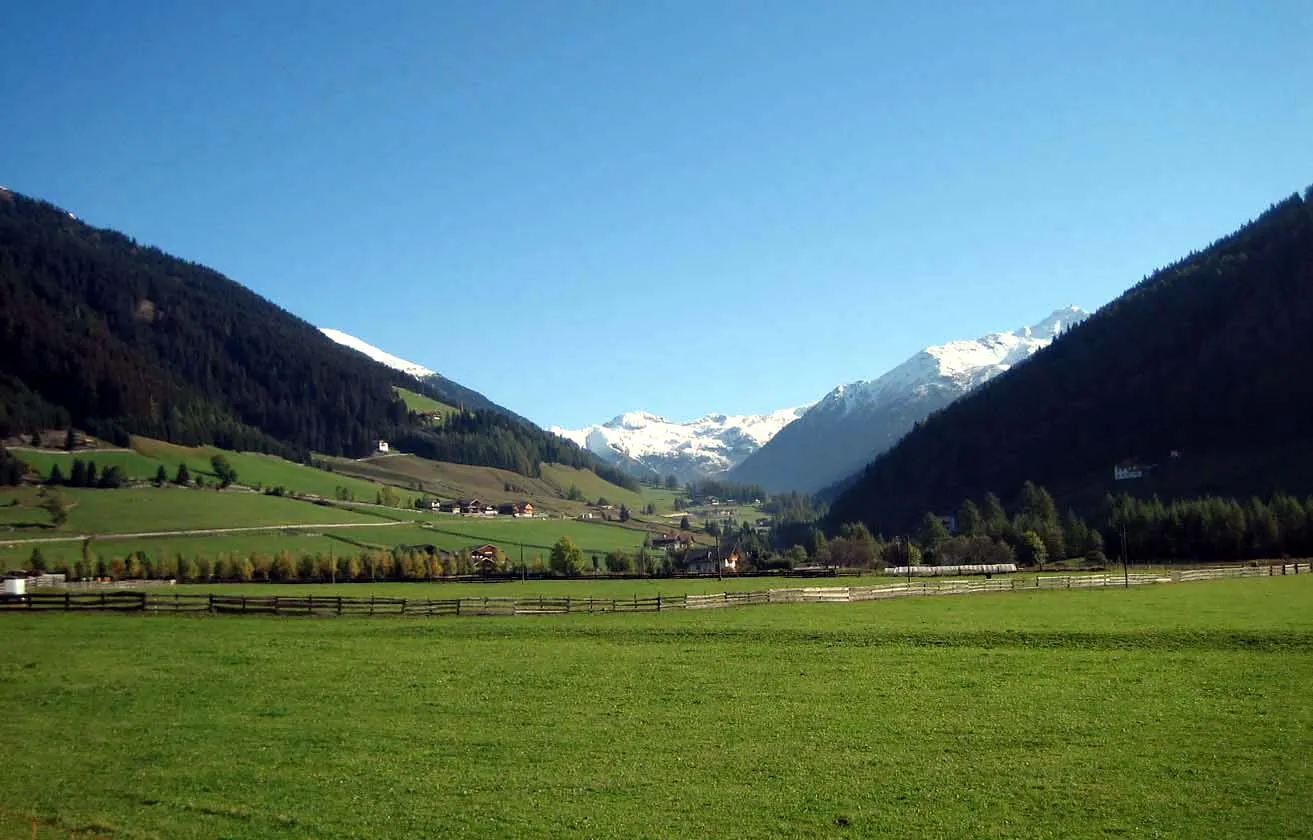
[[1, 579, 1310, 839]]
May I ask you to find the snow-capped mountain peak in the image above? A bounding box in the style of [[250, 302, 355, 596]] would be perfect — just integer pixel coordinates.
[[728, 306, 1088, 492], [552, 406, 810, 482], [320, 328, 434, 378], [818, 306, 1088, 412]]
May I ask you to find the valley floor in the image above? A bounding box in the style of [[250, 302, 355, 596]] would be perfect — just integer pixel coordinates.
[[1, 577, 1310, 839]]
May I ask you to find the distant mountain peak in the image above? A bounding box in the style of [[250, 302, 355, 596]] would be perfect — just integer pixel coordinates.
[[320, 328, 434, 379], [728, 306, 1088, 492], [552, 405, 810, 482]]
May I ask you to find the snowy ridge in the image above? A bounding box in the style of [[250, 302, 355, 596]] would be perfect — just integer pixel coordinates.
[[727, 306, 1087, 492], [813, 306, 1086, 414], [320, 328, 434, 378], [551, 406, 809, 482]]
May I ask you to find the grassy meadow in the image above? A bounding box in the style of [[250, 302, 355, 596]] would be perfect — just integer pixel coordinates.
[[393, 386, 457, 418], [1, 578, 1310, 839], [13, 437, 419, 507]]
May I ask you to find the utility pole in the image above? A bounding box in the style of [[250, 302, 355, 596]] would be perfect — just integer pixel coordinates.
[[1121, 524, 1129, 589]]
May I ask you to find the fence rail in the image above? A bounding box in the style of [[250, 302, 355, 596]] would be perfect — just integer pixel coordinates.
[[1, 564, 1307, 618]]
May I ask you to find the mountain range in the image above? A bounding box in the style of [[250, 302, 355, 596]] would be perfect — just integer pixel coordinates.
[[552, 307, 1086, 491], [549, 407, 808, 483], [728, 306, 1088, 493], [0, 187, 628, 487]]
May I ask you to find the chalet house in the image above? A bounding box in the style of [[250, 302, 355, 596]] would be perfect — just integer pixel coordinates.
[[651, 533, 690, 552], [577, 511, 595, 520], [684, 548, 739, 575], [438, 500, 461, 514], [459, 499, 497, 516], [375, 440, 390, 454], [422, 498, 441, 511], [469, 544, 501, 574], [498, 501, 535, 517]]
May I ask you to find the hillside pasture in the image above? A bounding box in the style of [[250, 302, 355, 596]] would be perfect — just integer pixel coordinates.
[[538, 463, 645, 509], [0, 487, 390, 569], [323, 454, 560, 504], [394, 386, 457, 418], [0, 578, 1309, 839], [13, 437, 417, 506]]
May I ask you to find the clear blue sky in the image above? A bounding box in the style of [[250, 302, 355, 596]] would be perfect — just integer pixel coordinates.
[[3, 1, 1310, 428]]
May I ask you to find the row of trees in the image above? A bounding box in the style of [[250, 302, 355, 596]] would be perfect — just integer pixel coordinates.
[[22, 537, 673, 582]]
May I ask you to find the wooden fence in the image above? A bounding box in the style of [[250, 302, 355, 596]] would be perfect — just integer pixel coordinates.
[[0, 563, 1306, 618]]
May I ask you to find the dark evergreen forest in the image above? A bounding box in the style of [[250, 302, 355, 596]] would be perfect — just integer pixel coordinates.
[[828, 186, 1313, 536], [0, 189, 635, 489]]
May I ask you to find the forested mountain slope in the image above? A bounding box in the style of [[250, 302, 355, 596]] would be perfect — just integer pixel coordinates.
[[0, 188, 633, 487], [828, 187, 1313, 535]]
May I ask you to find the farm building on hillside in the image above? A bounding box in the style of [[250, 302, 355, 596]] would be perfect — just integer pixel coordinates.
[[498, 501, 534, 517], [459, 499, 497, 516], [375, 440, 390, 454], [684, 549, 738, 575], [651, 533, 690, 551], [469, 544, 501, 574]]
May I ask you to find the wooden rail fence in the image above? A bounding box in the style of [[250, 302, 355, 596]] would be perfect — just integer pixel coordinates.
[[0, 564, 1306, 618]]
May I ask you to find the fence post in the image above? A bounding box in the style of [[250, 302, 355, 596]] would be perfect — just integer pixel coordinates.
[[274, 596, 281, 617], [337, 596, 343, 616], [657, 594, 662, 612], [65, 592, 71, 611], [209, 593, 215, 613]]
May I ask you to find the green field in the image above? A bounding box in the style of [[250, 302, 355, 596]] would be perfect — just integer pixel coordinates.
[[0, 481, 671, 571], [410, 515, 659, 555], [1, 578, 1310, 839], [0, 487, 395, 569], [13, 437, 418, 506], [394, 386, 457, 417]]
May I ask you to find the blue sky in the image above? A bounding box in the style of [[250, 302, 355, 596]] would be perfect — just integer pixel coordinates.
[[3, 1, 1310, 428]]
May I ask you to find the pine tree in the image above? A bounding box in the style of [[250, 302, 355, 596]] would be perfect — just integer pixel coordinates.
[[956, 499, 984, 537], [981, 492, 1008, 538], [48, 463, 65, 485], [154, 465, 167, 486], [175, 463, 190, 485], [916, 512, 951, 551]]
